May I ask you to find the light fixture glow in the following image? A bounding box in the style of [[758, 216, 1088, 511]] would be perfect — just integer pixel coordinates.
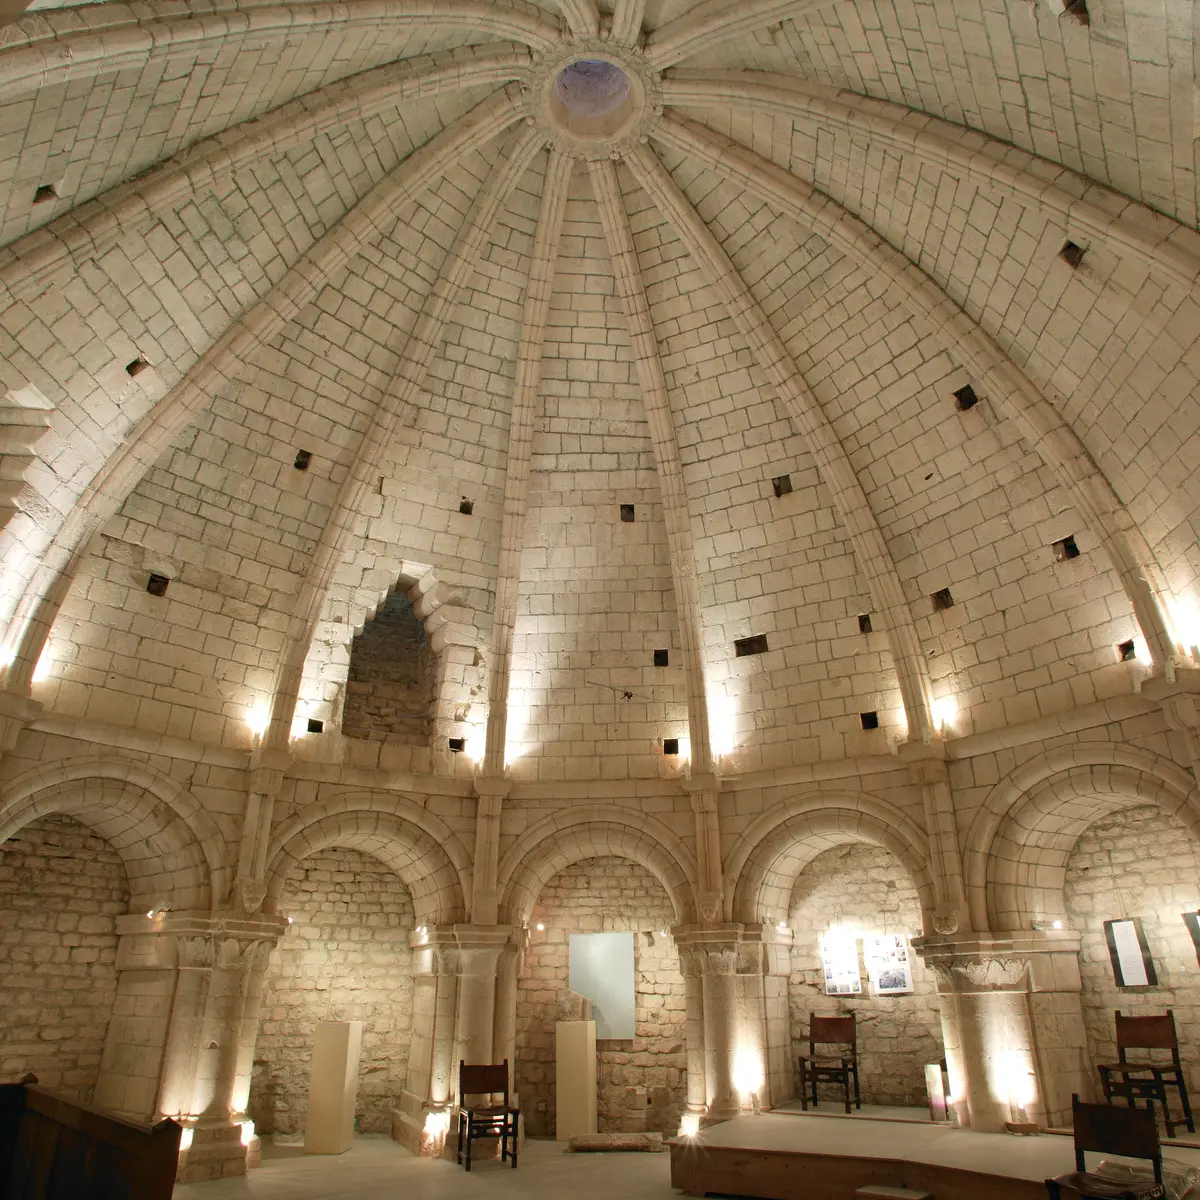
[[239, 1119, 256, 1146], [536, 922, 545, 932], [678, 1112, 701, 1138], [932, 695, 958, 731], [423, 1110, 451, 1138], [732, 1048, 764, 1098], [464, 723, 485, 764], [246, 702, 270, 740], [178, 1128, 194, 1151], [708, 693, 737, 758], [32, 646, 53, 683]]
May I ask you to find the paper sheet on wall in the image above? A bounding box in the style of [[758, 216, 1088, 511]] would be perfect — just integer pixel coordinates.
[[820, 932, 862, 996], [569, 931, 635, 1039], [1106, 918, 1149, 987]]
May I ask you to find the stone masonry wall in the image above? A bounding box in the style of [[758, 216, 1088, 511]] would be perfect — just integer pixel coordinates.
[[1065, 805, 1200, 1106], [788, 844, 943, 1107], [0, 815, 127, 1097], [515, 857, 687, 1136], [250, 848, 415, 1135], [341, 589, 434, 745]]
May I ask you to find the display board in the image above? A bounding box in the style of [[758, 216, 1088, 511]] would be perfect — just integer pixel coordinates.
[[1103, 918, 1157, 988], [820, 930, 862, 996], [568, 931, 635, 1039], [865, 933, 913, 995]]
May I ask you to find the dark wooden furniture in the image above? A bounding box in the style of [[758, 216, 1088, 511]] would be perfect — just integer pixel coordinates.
[[1045, 1094, 1164, 1199], [456, 1059, 519, 1171], [799, 1014, 861, 1114], [1097, 1010, 1194, 1137], [0, 1074, 181, 1199]]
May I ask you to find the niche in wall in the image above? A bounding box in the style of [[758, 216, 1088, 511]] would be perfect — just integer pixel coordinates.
[[0, 815, 126, 1098], [787, 844, 943, 1107], [341, 589, 433, 744], [1065, 806, 1200, 1103], [249, 847, 415, 1136], [515, 857, 686, 1137]]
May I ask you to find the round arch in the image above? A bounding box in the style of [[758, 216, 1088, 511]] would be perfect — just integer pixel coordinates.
[[964, 743, 1200, 931], [264, 795, 470, 924], [0, 757, 223, 909], [725, 791, 935, 927], [497, 807, 699, 927]]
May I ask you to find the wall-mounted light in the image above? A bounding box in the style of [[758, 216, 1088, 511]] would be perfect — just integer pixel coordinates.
[[678, 1112, 701, 1138], [240, 1120, 256, 1147], [536, 922, 545, 932], [246, 703, 269, 741]]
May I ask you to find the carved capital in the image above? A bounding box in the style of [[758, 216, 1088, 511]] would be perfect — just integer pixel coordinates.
[[176, 934, 216, 970]]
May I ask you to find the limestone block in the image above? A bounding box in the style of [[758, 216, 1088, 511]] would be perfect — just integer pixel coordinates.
[[304, 1022, 363, 1155]]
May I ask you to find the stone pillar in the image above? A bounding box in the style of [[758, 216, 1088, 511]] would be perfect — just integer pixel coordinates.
[[899, 740, 968, 935], [676, 926, 771, 1121], [392, 924, 516, 1158], [677, 947, 707, 1116], [913, 931, 1088, 1131], [88, 913, 282, 1184]]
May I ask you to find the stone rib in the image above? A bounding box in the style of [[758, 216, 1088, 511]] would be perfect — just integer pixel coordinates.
[[481, 152, 575, 775], [625, 142, 937, 743], [264, 128, 546, 750], [0, 45, 531, 302], [0, 89, 527, 693], [655, 110, 1177, 666], [588, 158, 713, 770], [609, 0, 647, 46]]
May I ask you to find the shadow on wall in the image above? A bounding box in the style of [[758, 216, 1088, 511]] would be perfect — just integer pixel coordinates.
[[515, 857, 686, 1136], [788, 843, 944, 1107], [1066, 805, 1200, 1105], [249, 847, 415, 1135]]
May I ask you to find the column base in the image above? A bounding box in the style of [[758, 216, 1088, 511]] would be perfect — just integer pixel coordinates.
[[176, 1122, 249, 1183], [392, 1091, 453, 1159]]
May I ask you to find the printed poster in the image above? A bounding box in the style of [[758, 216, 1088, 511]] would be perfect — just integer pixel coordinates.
[[865, 933, 913, 995]]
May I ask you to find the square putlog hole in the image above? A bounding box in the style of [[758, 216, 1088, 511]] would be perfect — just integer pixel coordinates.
[[954, 384, 979, 411], [1117, 639, 1136, 662], [663, 738, 680, 756], [734, 634, 769, 657], [858, 613, 873, 634], [1061, 241, 1085, 269], [294, 449, 312, 470], [33, 183, 58, 205], [931, 588, 955, 612], [772, 474, 793, 498], [653, 649, 669, 667], [459, 498, 474, 515], [146, 573, 170, 597], [1053, 535, 1080, 561], [620, 504, 635, 523], [860, 711, 880, 731], [306, 718, 324, 734], [447, 737, 466, 753]]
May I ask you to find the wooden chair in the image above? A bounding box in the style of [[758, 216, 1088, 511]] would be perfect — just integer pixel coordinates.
[[1097, 1010, 1194, 1137], [1045, 1094, 1164, 1199], [456, 1060, 519, 1171], [799, 1014, 861, 1114]]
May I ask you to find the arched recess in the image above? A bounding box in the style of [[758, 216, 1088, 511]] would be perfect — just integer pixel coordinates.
[[497, 807, 700, 927], [0, 757, 222, 909], [298, 563, 484, 742], [726, 791, 935, 928], [966, 745, 1200, 932], [263, 796, 469, 924]]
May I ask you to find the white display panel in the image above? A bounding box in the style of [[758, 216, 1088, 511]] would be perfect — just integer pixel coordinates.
[[568, 931, 635, 1039]]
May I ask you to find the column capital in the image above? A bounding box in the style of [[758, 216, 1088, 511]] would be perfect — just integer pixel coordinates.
[[112, 910, 287, 971], [0, 690, 41, 753], [248, 747, 293, 796], [912, 930, 1082, 995], [897, 736, 949, 784]]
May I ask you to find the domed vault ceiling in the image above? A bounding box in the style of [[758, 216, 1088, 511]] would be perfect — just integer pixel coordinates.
[[0, 0, 1198, 783]]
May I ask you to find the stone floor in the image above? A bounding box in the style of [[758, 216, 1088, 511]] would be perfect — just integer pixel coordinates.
[[172, 1136, 678, 1199]]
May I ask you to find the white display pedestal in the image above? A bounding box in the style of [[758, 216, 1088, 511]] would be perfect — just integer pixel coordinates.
[[304, 1021, 363, 1154], [555, 1020, 596, 1141]]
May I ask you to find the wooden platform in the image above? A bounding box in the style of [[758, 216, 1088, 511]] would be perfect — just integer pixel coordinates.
[[669, 1112, 1200, 1200]]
